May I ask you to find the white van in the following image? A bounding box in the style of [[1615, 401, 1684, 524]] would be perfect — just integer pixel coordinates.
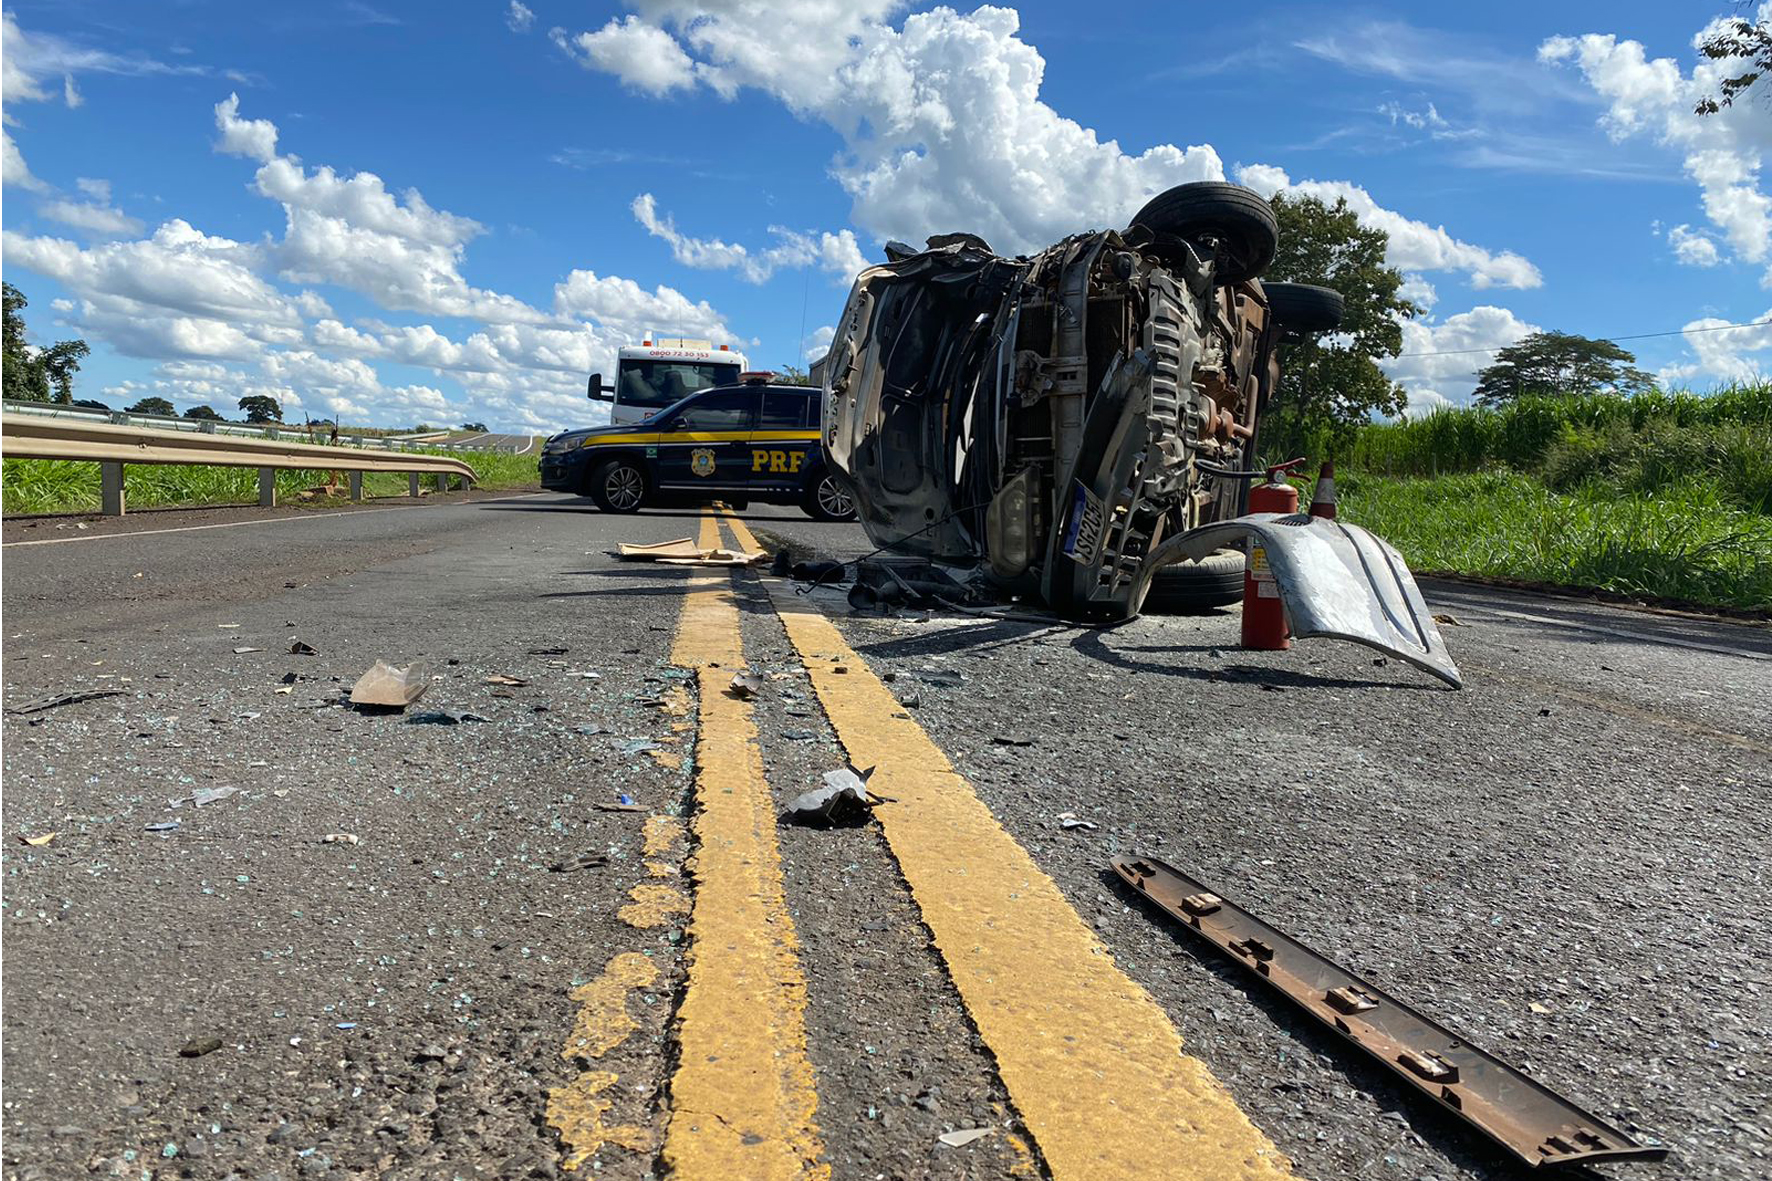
[[588, 337, 748, 424]]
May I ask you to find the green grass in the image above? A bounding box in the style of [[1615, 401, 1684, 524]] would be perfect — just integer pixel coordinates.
[[1338, 470, 1772, 612], [1, 446, 539, 515]]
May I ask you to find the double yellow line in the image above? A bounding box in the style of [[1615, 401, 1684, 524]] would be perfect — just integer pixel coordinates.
[[573, 509, 1294, 1179]]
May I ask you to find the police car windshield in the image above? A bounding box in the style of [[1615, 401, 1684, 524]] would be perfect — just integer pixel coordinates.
[[617, 360, 742, 410]]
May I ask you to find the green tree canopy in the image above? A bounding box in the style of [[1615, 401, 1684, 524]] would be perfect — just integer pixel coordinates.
[[3, 282, 91, 403], [1473, 332, 1656, 406], [1260, 194, 1417, 452], [184, 404, 225, 421], [461, 421, 490, 432], [774, 363, 813, 386], [1695, 13, 1769, 115], [238, 394, 282, 423], [127, 396, 176, 416]]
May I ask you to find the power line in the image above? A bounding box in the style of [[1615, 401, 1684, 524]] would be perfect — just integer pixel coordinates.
[[1392, 316, 1772, 359]]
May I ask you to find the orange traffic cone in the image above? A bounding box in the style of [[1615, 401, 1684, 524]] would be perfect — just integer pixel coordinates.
[[1309, 461, 1337, 519]]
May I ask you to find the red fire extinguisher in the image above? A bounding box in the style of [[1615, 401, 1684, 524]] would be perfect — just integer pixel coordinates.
[[1242, 457, 1305, 651]]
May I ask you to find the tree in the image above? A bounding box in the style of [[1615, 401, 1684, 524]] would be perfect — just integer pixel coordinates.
[[127, 396, 176, 416], [1473, 332, 1656, 406], [238, 394, 282, 423], [73, 399, 110, 411], [1695, 12, 1769, 115], [1258, 194, 1418, 453], [774, 363, 814, 386], [461, 421, 489, 432], [184, 404, 224, 421], [3, 281, 91, 403]]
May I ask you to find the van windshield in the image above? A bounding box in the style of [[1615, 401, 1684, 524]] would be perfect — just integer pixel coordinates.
[[616, 361, 742, 410]]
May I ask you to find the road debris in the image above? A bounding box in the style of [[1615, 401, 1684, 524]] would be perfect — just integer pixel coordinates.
[[1056, 812, 1097, 831], [189, 787, 240, 807], [232, 646, 262, 654], [992, 734, 1034, 747], [937, 1128, 993, 1148], [348, 661, 428, 710], [1111, 856, 1668, 1170], [550, 852, 609, 873], [6, 688, 128, 714], [320, 833, 360, 846], [1433, 613, 1466, 627], [178, 1037, 224, 1058], [406, 709, 491, 725], [288, 641, 319, 656], [613, 537, 767, 566], [785, 765, 888, 827], [484, 673, 529, 686], [527, 646, 569, 655], [622, 739, 660, 756], [20, 832, 58, 847], [143, 820, 181, 833], [728, 670, 764, 699]]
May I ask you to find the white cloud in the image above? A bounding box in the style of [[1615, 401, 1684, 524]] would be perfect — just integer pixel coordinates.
[[632, 192, 867, 282], [62, 73, 81, 108], [1658, 311, 1772, 386], [38, 198, 145, 237], [552, 16, 704, 97], [214, 92, 279, 163], [1397, 274, 1438, 310], [1667, 223, 1722, 267], [553, 2, 1532, 289], [1237, 165, 1543, 289], [76, 176, 111, 200], [1541, 9, 1772, 279], [1381, 304, 1539, 409], [1401, 388, 1453, 419], [506, 2, 535, 33], [2, 129, 45, 191]]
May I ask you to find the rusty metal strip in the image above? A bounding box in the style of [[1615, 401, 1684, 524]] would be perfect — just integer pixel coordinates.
[[1111, 856, 1667, 1170]]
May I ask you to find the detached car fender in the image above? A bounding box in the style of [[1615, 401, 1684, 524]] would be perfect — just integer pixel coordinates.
[[1139, 513, 1463, 688]]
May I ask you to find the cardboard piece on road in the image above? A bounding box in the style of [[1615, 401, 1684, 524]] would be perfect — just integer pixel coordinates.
[[349, 661, 428, 709], [614, 537, 767, 566], [6, 688, 127, 715]]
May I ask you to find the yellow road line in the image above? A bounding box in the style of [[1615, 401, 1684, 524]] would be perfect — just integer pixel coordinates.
[[749, 571, 1291, 1179], [547, 951, 662, 1170], [661, 515, 827, 1179]]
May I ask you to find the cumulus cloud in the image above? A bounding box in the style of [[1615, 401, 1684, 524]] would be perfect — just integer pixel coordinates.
[[632, 193, 867, 283], [1667, 223, 1722, 267], [1541, 8, 1772, 280], [1658, 311, 1772, 385], [505, 2, 534, 34], [551, 16, 705, 97], [214, 92, 279, 163], [37, 198, 145, 237], [1237, 165, 1543, 289], [1380, 304, 1540, 409], [2, 129, 45, 190]]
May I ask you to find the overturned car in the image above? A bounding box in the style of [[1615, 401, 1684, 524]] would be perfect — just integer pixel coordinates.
[[820, 182, 1460, 686]]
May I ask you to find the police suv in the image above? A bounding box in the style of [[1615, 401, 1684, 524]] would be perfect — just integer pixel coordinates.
[[540, 378, 857, 520]]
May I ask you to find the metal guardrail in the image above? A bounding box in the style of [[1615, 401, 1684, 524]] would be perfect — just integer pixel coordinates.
[[0, 399, 439, 451], [0, 413, 477, 516]]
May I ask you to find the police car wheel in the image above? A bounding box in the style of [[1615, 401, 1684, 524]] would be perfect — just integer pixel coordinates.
[[803, 474, 857, 522], [591, 458, 648, 513]]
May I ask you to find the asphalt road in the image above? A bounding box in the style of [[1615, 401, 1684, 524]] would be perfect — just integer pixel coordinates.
[[3, 492, 1767, 1181]]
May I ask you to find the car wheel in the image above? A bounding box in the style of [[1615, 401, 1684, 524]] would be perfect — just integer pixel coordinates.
[[1128, 182, 1279, 285], [1263, 282, 1345, 334], [1142, 548, 1245, 614], [590, 457, 648, 513], [803, 473, 857, 522]]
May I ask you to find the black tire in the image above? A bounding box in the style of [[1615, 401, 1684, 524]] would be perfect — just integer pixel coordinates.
[[589, 456, 648, 513], [1143, 548, 1245, 614], [802, 472, 857, 522], [1128, 182, 1279, 285], [1263, 282, 1345, 333]]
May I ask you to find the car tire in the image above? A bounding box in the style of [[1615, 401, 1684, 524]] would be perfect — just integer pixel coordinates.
[[1142, 548, 1245, 614], [1128, 182, 1279, 285], [802, 473, 857, 522], [1263, 282, 1345, 333], [589, 457, 648, 513]]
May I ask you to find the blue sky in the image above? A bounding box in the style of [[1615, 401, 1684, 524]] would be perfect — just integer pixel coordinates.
[[3, 1, 1768, 432]]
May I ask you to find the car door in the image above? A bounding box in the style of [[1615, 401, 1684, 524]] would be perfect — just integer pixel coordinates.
[[748, 387, 821, 498], [653, 387, 759, 494]]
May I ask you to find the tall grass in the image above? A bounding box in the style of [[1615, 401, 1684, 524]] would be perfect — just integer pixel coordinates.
[[1, 447, 538, 515]]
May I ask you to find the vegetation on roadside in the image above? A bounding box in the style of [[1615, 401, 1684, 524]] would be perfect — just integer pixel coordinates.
[[1324, 383, 1772, 612], [1, 447, 539, 516]]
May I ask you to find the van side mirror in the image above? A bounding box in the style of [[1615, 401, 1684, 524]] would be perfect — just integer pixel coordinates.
[[587, 373, 610, 401]]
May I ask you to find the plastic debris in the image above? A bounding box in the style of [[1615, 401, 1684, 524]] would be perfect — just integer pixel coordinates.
[[992, 734, 1034, 747], [1056, 812, 1097, 831], [622, 739, 660, 756], [406, 709, 491, 725], [320, 833, 360, 846], [289, 641, 319, 656], [783, 730, 817, 742], [232, 647, 263, 654], [937, 1128, 992, 1148], [785, 765, 886, 827], [1432, 613, 1465, 627], [527, 646, 569, 655], [6, 688, 127, 714], [549, 852, 608, 873], [178, 1036, 224, 1058], [144, 820, 181, 833], [348, 661, 428, 710], [728, 670, 764, 699], [20, 832, 57, 847], [918, 669, 965, 687], [575, 724, 609, 736], [484, 674, 529, 686], [190, 787, 240, 807]]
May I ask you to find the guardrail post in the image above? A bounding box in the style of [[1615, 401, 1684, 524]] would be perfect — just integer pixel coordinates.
[[348, 471, 363, 501], [258, 467, 277, 507], [409, 472, 421, 498], [435, 472, 450, 494], [101, 462, 126, 516]]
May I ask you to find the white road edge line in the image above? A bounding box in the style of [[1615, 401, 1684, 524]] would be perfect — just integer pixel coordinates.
[[1485, 607, 1771, 662], [2, 492, 549, 548]]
